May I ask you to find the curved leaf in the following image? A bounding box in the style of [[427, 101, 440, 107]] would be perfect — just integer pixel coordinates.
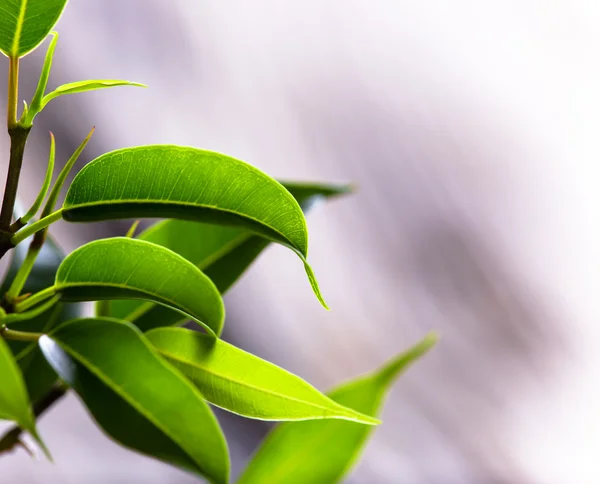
[[62, 146, 326, 307], [0, 337, 43, 450], [41, 80, 146, 108], [54, 237, 224, 336], [146, 327, 379, 425], [39, 318, 229, 483], [0, 0, 68, 57], [110, 182, 350, 330], [237, 333, 438, 484]]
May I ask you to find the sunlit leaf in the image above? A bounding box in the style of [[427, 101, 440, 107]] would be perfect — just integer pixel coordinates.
[[237, 333, 438, 484], [41, 80, 146, 108], [146, 327, 379, 425], [110, 182, 350, 331], [0, 0, 68, 57], [39, 318, 229, 483], [54, 237, 224, 336], [62, 146, 327, 307]]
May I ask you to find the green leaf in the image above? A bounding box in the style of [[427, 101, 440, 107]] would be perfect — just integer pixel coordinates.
[[41, 80, 146, 108], [39, 318, 229, 483], [109, 182, 350, 331], [53, 237, 224, 336], [237, 333, 438, 484], [0, 209, 79, 405], [0, 0, 68, 57], [62, 146, 328, 307], [0, 336, 44, 451], [146, 327, 379, 425]]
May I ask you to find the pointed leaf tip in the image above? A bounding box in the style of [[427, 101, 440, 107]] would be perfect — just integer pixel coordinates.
[[237, 333, 437, 484]]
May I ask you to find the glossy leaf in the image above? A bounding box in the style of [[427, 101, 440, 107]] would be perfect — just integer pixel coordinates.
[[237, 333, 438, 484], [0, 336, 42, 450], [61, 146, 327, 307], [146, 327, 379, 425], [39, 318, 229, 483], [54, 237, 224, 336], [110, 182, 350, 331], [41, 80, 146, 108], [0, 208, 79, 405], [0, 0, 68, 57]]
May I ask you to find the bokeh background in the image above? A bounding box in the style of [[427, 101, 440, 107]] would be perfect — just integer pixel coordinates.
[[1, 1, 600, 482]]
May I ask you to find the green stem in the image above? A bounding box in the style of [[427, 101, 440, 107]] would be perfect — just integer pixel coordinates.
[[14, 286, 57, 313], [0, 327, 43, 342], [11, 209, 63, 246], [3, 294, 61, 325], [95, 300, 112, 317], [4, 245, 40, 302]]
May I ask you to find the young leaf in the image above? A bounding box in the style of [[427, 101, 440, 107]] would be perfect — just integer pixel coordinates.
[[237, 333, 438, 484], [61, 146, 327, 307], [11, 132, 55, 231], [145, 327, 379, 425], [0, 0, 68, 57], [53, 237, 224, 336], [0, 336, 44, 452], [41, 80, 146, 108], [109, 182, 350, 330], [39, 318, 229, 483]]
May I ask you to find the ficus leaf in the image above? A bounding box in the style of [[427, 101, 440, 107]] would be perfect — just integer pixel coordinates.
[[237, 333, 438, 484], [145, 327, 379, 425], [52, 237, 225, 336], [0, 0, 68, 57], [61, 146, 327, 307], [41, 80, 147, 108], [39, 318, 229, 483], [0, 336, 45, 455], [110, 182, 350, 331]]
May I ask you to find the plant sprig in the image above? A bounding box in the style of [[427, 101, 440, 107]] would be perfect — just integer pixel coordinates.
[[0, 1, 438, 482]]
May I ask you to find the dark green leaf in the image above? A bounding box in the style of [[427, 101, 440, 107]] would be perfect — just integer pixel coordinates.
[[109, 182, 350, 331], [54, 237, 224, 336], [0, 0, 68, 57], [41, 80, 146, 108], [62, 146, 327, 307], [39, 318, 229, 483], [237, 333, 438, 484], [146, 327, 379, 425]]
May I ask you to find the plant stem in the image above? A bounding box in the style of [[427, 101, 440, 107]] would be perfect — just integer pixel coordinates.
[[0, 327, 43, 342], [10, 209, 63, 246], [14, 286, 57, 313], [0, 385, 68, 456], [0, 56, 31, 254]]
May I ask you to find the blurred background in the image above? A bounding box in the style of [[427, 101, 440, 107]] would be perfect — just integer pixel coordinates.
[[1, 0, 600, 482]]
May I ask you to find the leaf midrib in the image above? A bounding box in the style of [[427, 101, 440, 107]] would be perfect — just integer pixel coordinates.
[[54, 339, 209, 474], [11, 0, 28, 55], [63, 199, 304, 256], [56, 281, 221, 334], [157, 348, 361, 421]]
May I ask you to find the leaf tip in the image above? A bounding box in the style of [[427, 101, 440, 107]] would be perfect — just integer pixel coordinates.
[[303, 261, 329, 310]]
